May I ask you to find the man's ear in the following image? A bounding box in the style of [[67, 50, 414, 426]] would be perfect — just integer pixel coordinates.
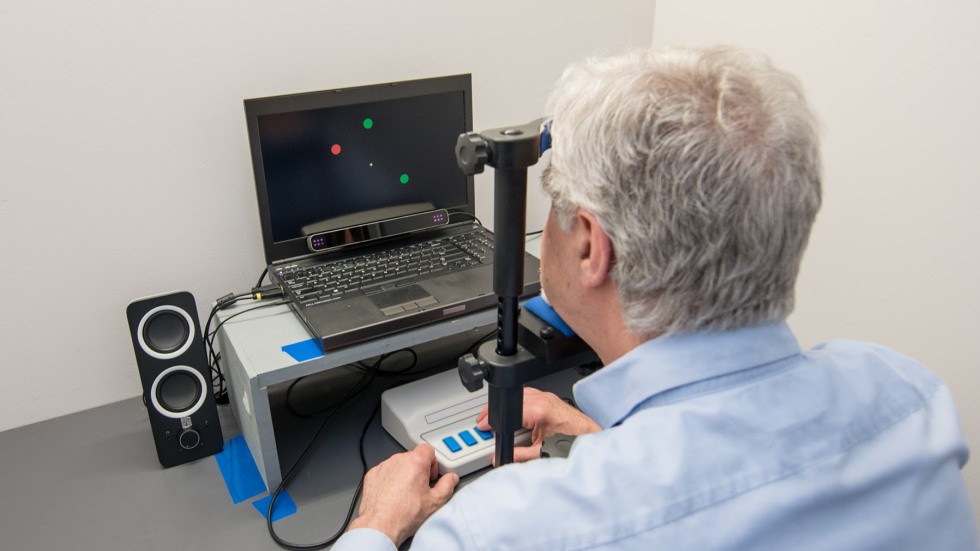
[[574, 209, 614, 288]]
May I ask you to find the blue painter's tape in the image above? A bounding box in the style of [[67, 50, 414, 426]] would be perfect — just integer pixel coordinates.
[[524, 296, 575, 337], [253, 491, 298, 522], [282, 339, 324, 362], [214, 434, 267, 504]]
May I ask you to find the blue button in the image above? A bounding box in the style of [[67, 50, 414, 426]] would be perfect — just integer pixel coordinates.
[[442, 436, 462, 453], [473, 426, 493, 441], [458, 430, 477, 446]]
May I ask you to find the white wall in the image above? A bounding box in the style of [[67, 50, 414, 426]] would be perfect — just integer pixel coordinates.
[[653, 0, 980, 526], [0, 1, 656, 432]]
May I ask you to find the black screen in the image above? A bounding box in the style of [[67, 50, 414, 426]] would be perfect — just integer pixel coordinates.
[[245, 75, 474, 264]]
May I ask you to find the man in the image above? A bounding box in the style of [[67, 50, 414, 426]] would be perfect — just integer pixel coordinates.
[[334, 46, 978, 549]]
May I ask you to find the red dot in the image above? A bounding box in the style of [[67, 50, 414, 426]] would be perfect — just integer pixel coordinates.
[[330, 144, 341, 155]]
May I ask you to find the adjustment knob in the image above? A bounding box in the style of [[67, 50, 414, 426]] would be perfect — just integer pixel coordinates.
[[455, 133, 490, 175], [178, 428, 201, 450], [457, 353, 488, 392]]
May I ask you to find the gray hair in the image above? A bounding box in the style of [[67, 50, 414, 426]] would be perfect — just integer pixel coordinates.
[[542, 45, 822, 336]]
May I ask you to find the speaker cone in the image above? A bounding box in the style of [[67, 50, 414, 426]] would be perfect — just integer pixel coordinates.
[[156, 369, 203, 413], [150, 366, 207, 418], [136, 305, 196, 360], [143, 310, 189, 354]]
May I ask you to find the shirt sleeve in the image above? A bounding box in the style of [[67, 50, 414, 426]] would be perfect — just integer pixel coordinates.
[[330, 528, 398, 551]]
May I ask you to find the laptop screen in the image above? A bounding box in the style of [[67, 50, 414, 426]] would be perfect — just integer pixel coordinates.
[[244, 74, 474, 265]]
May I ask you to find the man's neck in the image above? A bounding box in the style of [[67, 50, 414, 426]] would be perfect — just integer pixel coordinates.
[[575, 288, 646, 365]]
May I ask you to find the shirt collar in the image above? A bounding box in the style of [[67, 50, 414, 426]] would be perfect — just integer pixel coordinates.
[[573, 322, 802, 429]]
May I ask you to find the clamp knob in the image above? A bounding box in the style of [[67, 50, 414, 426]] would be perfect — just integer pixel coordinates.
[[455, 133, 490, 175], [457, 353, 488, 392]]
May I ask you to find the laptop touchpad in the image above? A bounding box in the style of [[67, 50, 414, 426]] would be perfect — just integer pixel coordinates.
[[369, 285, 439, 316]]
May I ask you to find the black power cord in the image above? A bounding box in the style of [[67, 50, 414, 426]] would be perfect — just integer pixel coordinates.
[[256, 267, 269, 288], [202, 292, 250, 403], [266, 353, 405, 550], [448, 211, 484, 227], [285, 349, 419, 419], [203, 280, 287, 404], [266, 331, 492, 549]]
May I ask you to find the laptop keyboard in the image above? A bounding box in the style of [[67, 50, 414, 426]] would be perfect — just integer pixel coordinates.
[[276, 229, 494, 308]]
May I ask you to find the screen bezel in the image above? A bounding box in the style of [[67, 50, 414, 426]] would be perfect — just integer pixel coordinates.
[[244, 74, 475, 265]]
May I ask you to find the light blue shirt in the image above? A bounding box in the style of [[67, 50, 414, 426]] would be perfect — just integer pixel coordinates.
[[335, 322, 978, 550]]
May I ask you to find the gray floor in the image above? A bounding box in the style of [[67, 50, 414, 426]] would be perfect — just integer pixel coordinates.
[[0, 333, 584, 551]]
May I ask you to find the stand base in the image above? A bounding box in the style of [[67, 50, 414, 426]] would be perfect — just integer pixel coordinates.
[[381, 369, 529, 476]]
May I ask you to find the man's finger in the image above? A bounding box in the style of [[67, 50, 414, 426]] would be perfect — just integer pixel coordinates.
[[512, 443, 543, 463], [475, 406, 489, 430], [411, 443, 440, 480], [430, 472, 460, 505]]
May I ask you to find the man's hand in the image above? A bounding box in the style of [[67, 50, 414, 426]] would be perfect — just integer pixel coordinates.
[[347, 443, 459, 547], [476, 387, 600, 463]]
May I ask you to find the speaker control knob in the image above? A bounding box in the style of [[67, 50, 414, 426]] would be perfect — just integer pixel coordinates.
[[178, 428, 201, 450]]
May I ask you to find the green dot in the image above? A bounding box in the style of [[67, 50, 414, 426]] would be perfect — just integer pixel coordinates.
[[399, 174, 409, 184], [363, 118, 374, 129]]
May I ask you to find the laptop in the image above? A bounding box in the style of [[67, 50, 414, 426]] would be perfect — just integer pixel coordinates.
[[243, 74, 541, 351]]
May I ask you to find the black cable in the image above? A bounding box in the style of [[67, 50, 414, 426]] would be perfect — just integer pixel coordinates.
[[466, 328, 497, 357], [354, 347, 473, 381], [205, 295, 289, 403], [351, 349, 419, 376], [268, 370, 373, 549], [452, 210, 543, 238], [209, 298, 291, 339], [285, 349, 420, 419], [202, 292, 251, 403], [283, 370, 371, 420], [206, 268, 285, 402], [448, 211, 483, 227], [284, 376, 312, 418], [358, 401, 383, 483], [266, 353, 401, 550]]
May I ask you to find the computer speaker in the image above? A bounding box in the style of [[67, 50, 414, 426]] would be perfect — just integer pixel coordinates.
[[126, 291, 223, 467]]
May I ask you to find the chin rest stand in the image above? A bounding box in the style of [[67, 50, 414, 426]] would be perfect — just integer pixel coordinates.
[[454, 119, 598, 467]]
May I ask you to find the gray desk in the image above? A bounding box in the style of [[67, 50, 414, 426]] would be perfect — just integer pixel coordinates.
[[0, 349, 582, 550], [0, 395, 279, 550]]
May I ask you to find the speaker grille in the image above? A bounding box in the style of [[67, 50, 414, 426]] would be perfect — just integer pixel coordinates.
[[143, 310, 190, 355], [136, 305, 196, 360], [149, 366, 207, 418], [156, 370, 203, 413]]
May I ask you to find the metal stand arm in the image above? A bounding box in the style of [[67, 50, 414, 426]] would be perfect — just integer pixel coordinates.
[[455, 118, 595, 467]]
